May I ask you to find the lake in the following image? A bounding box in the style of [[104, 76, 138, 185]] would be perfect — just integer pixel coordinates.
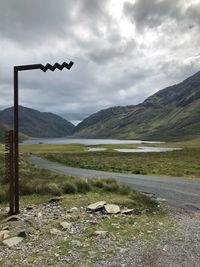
[[21, 138, 163, 146]]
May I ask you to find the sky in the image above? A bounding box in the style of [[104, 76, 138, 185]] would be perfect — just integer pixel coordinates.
[[0, 0, 200, 125]]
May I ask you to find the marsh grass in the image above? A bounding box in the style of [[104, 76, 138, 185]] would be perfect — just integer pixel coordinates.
[[43, 146, 200, 178]]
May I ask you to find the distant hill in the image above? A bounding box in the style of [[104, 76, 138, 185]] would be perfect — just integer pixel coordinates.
[[0, 106, 75, 138], [73, 71, 200, 141]]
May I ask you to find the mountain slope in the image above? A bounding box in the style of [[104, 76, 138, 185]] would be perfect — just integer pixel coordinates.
[[0, 106, 75, 138], [74, 71, 200, 141]]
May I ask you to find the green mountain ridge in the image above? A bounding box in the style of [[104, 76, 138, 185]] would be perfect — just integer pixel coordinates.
[[0, 106, 75, 139], [73, 71, 200, 141]]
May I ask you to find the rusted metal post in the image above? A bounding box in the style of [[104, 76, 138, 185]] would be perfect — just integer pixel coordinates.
[[5, 131, 14, 215], [13, 61, 74, 214], [14, 67, 19, 214]]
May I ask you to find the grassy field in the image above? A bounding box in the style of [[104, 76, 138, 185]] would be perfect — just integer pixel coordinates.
[[23, 138, 200, 178]]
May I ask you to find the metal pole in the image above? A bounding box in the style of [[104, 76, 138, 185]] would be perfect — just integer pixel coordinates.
[[14, 67, 19, 214], [12, 61, 73, 214]]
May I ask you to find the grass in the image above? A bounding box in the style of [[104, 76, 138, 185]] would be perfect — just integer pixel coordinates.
[[19, 138, 200, 179], [43, 147, 200, 178], [20, 144, 86, 154]]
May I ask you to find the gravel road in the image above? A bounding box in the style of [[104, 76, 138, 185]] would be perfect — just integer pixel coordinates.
[[29, 155, 200, 211]]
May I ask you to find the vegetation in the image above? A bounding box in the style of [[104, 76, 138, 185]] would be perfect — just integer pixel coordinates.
[[73, 71, 200, 141], [0, 105, 75, 138], [19, 138, 200, 179], [40, 139, 200, 178]]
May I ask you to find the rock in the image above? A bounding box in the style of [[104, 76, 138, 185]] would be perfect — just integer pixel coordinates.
[[2, 226, 9, 231], [4, 215, 20, 222], [60, 222, 72, 230], [133, 208, 141, 215], [26, 206, 34, 210], [70, 207, 78, 212], [103, 204, 120, 214], [3, 237, 23, 247], [93, 231, 109, 237], [121, 209, 134, 215], [87, 201, 106, 212], [50, 228, 62, 235], [0, 230, 10, 240], [49, 196, 64, 203], [70, 240, 82, 247], [17, 231, 27, 238]]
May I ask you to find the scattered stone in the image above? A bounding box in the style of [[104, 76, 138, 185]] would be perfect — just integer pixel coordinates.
[[103, 204, 120, 214], [133, 208, 141, 215], [17, 231, 27, 238], [87, 201, 106, 212], [60, 222, 72, 230], [50, 228, 62, 235], [3, 237, 23, 247], [0, 230, 10, 240], [26, 206, 34, 211], [4, 215, 20, 222], [121, 209, 134, 215], [93, 231, 109, 237], [49, 196, 64, 203], [141, 192, 156, 198], [2, 226, 9, 231], [70, 240, 82, 247], [70, 207, 78, 212]]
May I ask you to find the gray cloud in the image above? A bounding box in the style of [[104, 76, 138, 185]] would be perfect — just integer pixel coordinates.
[[0, 0, 200, 123]]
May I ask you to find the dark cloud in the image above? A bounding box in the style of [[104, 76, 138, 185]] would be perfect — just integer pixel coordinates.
[[123, 0, 182, 29], [0, 0, 199, 123]]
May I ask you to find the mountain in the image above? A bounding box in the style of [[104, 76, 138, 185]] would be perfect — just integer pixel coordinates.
[[0, 106, 75, 138], [74, 71, 200, 141]]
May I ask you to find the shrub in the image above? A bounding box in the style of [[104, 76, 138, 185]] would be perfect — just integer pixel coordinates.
[[45, 183, 62, 196], [61, 181, 77, 194], [76, 179, 91, 193], [103, 178, 120, 192], [0, 187, 8, 203]]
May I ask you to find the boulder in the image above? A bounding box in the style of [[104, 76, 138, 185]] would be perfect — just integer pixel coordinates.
[[87, 201, 106, 212], [3, 237, 23, 247], [103, 204, 120, 214]]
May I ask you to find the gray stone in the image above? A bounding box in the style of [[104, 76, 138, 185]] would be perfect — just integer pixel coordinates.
[[93, 231, 109, 237], [4, 215, 20, 222], [71, 240, 82, 247], [50, 228, 62, 235], [3, 237, 23, 247], [121, 209, 134, 215], [104, 204, 120, 214], [0, 230, 10, 240], [49, 196, 64, 203], [87, 201, 106, 212], [60, 221, 72, 230]]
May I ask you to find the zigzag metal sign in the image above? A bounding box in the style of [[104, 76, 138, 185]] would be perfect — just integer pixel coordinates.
[[12, 60, 74, 214], [14, 61, 74, 72]]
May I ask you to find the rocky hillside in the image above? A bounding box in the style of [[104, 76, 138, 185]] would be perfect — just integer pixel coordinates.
[[0, 106, 75, 138], [74, 71, 200, 141]]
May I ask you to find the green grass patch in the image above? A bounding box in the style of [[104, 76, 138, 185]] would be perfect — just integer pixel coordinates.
[[43, 146, 200, 178], [20, 144, 86, 154]]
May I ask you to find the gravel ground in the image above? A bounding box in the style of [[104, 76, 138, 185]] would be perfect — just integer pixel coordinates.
[[0, 202, 199, 267], [94, 205, 200, 267]]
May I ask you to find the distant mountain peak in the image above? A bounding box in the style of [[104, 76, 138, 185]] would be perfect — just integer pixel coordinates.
[[0, 106, 75, 138]]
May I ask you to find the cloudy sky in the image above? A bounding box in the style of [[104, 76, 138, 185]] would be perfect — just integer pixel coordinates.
[[0, 0, 200, 124]]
